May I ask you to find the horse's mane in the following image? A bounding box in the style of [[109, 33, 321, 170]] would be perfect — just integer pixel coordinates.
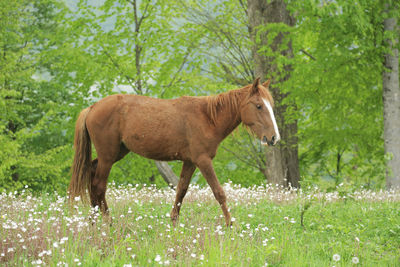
[[206, 83, 274, 125]]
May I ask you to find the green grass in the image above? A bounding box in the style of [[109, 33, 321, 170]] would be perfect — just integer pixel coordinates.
[[0, 184, 399, 266]]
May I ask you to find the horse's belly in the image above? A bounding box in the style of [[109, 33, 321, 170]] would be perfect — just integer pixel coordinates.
[[122, 131, 187, 161], [120, 100, 191, 161]]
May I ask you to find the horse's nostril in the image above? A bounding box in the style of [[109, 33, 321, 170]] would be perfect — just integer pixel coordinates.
[[271, 135, 275, 143]]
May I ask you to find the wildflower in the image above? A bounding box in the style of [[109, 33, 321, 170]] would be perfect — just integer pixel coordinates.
[[191, 253, 196, 258], [352, 257, 359, 264], [32, 259, 43, 265], [332, 254, 340, 262], [248, 214, 254, 218], [199, 254, 204, 260], [155, 255, 161, 262], [123, 264, 132, 267], [164, 260, 170, 265], [7, 247, 14, 253]]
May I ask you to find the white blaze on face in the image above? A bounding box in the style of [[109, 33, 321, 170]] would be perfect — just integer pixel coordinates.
[[262, 98, 280, 143]]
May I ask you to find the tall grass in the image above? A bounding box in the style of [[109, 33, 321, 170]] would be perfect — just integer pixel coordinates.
[[1, 183, 399, 266]]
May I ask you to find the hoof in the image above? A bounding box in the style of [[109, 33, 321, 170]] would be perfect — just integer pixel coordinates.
[[171, 216, 178, 227]]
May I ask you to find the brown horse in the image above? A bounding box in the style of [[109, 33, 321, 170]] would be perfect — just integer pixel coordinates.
[[69, 77, 280, 226]]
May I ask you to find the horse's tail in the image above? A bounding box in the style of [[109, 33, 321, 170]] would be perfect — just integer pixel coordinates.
[[69, 107, 92, 204]]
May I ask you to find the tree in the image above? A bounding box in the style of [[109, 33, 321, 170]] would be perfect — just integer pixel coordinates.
[[383, 3, 400, 189], [70, 0, 208, 187], [0, 0, 78, 192], [279, 0, 390, 188], [248, 0, 300, 187]]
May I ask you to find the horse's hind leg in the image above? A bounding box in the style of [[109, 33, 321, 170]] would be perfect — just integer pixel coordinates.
[[90, 144, 129, 222], [170, 161, 196, 226], [90, 159, 113, 219]]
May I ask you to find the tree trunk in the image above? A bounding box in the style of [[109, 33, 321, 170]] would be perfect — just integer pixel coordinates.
[[248, 0, 300, 187], [129, 0, 179, 188], [155, 161, 179, 188], [383, 8, 400, 189]]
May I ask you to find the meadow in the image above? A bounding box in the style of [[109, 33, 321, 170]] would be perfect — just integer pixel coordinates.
[[1, 183, 399, 266]]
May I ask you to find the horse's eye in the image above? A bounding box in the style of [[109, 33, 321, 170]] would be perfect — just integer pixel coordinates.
[[256, 104, 262, 110]]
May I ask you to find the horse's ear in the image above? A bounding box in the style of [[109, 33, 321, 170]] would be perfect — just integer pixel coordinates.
[[250, 77, 261, 95], [262, 79, 271, 88]]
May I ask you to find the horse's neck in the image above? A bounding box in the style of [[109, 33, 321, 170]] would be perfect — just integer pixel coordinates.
[[211, 95, 243, 140]]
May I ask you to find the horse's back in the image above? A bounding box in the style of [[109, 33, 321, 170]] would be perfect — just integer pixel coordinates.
[[120, 95, 208, 160], [86, 94, 209, 161]]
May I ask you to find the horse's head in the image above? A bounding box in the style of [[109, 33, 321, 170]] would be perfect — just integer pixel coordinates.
[[240, 77, 280, 146]]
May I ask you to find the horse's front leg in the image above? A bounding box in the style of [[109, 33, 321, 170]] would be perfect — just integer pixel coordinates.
[[196, 156, 231, 227], [170, 161, 196, 226]]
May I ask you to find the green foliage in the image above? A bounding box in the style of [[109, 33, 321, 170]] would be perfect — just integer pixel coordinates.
[[0, 0, 77, 193], [0, 0, 397, 192], [283, 0, 390, 188]]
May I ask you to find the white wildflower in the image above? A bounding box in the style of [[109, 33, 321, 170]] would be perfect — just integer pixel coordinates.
[[155, 255, 161, 262], [332, 254, 340, 262]]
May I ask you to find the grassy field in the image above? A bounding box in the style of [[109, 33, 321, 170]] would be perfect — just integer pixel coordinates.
[[1, 183, 399, 266]]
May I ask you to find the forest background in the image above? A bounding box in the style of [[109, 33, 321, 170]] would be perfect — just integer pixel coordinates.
[[1, 0, 399, 194]]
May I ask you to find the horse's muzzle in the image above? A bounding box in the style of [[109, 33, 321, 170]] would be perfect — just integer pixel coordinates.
[[261, 135, 276, 146]]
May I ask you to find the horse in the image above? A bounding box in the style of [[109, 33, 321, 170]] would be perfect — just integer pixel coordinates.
[[68, 77, 280, 226]]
